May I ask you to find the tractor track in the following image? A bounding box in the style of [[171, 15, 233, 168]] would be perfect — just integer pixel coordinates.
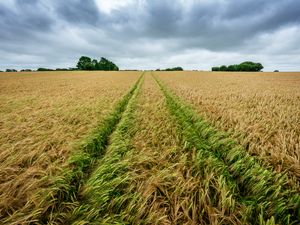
[[13, 73, 145, 225]]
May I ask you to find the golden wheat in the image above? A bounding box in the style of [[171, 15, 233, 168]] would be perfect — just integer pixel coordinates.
[[121, 74, 246, 224], [156, 71, 300, 190], [0, 71, 140, 220], [0, 71, 299, 224]]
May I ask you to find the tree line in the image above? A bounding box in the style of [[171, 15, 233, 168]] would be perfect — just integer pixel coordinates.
[[76, 56, 119, 71], [1, 60, 267, 73], [156, 67, 184, 71], [2, 68, 77, 72], [1, 56, 119, 72], [212, 61, 263, 72]]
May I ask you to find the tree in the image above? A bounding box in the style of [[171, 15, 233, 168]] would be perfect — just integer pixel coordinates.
[[239, 61, 263, 71], [162, 67, 184, 71], [227, 65, 238, 71], [37, 68, 53, 71], [220, 65, 228, 71], [6, 69, 17, 72], [255, 63, 264, 71], [212, 61, 264, 72], [97, 57, 119, 71], [98, 57, 108, 70], [76, 56, 93, 70], [92, 59, 98, 70], [212, 67, 220, 71], [170, 67, 183, 71], [76, 56, 119, 71]]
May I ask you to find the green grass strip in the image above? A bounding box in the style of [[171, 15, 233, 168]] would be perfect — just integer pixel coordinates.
[[68, 74, 144, 224], [32, 73, 145, 224], [154, 75, 300, 225]]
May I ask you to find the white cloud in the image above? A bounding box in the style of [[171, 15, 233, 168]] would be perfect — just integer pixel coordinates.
[[95, 0, 136, 14], [254, 26, 300, 54]]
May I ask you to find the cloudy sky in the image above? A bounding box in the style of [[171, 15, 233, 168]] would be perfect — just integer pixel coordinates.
[[0, 0, 300, 71]]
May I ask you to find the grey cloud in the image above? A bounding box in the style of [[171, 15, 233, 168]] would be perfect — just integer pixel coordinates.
[[143, 0, 183, 37], [97, 0, 300, 51], [54, 0, 102, 26], [0, 1, 53, 39]]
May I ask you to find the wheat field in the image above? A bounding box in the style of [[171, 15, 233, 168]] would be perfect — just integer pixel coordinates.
[[0, 71, 299, 224], [0, 71, 140, 223], [157, 71, 300, 189]]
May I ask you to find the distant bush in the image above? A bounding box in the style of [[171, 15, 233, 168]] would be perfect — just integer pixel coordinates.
[[274, 70, 279, 72], [20, 69, 32, 72], [6, 69, 17, 72], [37, 68, 54, 71], [157, 67, 184, 71], [239, 62, 263, 71], [76, 56, 119, 71], [165, 67, 184, 71], [55, 68, 69, 71], [220, 65, 228, 71], [227, 65, 239, 71], [212, 61, 264, 72]]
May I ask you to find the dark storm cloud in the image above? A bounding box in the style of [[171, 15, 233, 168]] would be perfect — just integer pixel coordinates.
[[0, 0, 300, 71], [0, 0, 53, 40], [222, 0, 300, 33], [127, 0, 300, 50], [54, 0, 101, 25], [142, 0, 183, 37]]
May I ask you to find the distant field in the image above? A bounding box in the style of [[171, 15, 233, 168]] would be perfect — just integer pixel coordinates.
[[0, 71, 299, 224]]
